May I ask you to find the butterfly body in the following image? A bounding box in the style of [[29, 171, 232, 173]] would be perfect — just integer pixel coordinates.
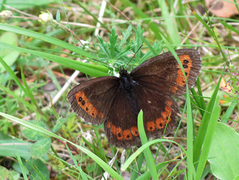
[[67, 49, 201, 148]]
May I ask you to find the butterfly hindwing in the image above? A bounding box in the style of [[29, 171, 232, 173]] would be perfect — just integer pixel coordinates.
[[104, 87, 141, 148], [104, 78, 180, 148], [132, 85, 180, 138]]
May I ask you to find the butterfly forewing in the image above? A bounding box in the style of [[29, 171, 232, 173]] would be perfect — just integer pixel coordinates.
[[67, 76, 119, 125], [131, 49, 201, 96]]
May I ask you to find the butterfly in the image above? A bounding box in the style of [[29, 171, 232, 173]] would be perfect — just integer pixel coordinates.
[[67, 49, 201, 148]]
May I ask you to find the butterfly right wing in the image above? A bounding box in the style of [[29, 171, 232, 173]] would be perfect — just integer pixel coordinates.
[[131, 49, 201, 96], [132, 84, 180, 139]]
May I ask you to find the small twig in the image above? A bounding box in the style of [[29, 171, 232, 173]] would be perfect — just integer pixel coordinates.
[[105, 0, 132, 23], [4, 4, 39, 18], [95, 0, 107, 36]]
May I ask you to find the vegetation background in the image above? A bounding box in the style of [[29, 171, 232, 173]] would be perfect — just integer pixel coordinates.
[[0, 0, 239, 179]]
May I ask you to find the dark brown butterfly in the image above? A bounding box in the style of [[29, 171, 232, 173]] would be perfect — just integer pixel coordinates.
[[67, 49, 201, 148]]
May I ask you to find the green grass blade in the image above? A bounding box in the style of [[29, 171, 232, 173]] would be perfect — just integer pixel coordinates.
[[92, 126, 108, 163], [138, 110, 158, 179], [122, 139, 186, 171], [38, 57, 61, 91], [65, 144, 88, 180], [220, 20, 239, 35], [186, 87, 195, 180], [0, 23, 96, 60], [193, 65, 225, 164], [0, 84, 47, 121], [138, 160, 177, 180], [221, 98, 238, 123], [195, 97, 220, 180], [0, 42, 109, 77], [189, 5, 227, 62], [131, 153, 144, 179], [0, 57, 25, 92], [196, 78, 206, 115], [158, 0, 181, 45], [20, 66, 37, 106], [15, 146, 28, 179]]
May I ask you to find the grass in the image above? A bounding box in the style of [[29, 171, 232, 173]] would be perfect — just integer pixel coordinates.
[[0, 0, 239, 179]]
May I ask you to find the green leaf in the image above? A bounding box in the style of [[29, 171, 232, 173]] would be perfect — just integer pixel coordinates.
[[234, 175, 239, 180], [22, 120, 48, 141], [0, 32, 20, 73], [119, 25, 132, 47], [208, 122, 239, 180], [56, 10, 61, 23], [0, 166, 14, 180], [24, 158, 49, 180], [52, 118, 67, 133], [0, 139, 31, 160], [134, 24, 144, 61], [31, 138, 51, 158], [109, 27, 118, 58], [97, 35, 110, 59]]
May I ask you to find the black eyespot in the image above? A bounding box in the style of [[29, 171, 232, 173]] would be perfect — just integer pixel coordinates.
[[185, 72, 188, 76], [92, 113, 94, 116], [160, 123, 163, 127], [82, 100, 85, 105], [86, 107, 89, 111], [183, 64, 188, 68], [118, 133, 121, 137], [183, 60, 189, 64], [127, 135, 130, 138], [150, 127, 153, 130], [79, 97, 82, 102]]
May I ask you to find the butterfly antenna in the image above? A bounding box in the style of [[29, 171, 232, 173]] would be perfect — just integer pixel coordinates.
[[126, 45, 143, 67]]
